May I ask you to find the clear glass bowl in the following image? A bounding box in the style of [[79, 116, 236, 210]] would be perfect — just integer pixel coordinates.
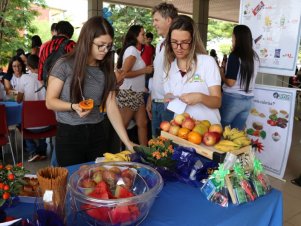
[[67, 162, 163, 226]]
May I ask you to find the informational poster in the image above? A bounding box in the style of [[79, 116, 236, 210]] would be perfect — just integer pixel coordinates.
[[245, 85, 296, 179], [240, 0, 301, 76]]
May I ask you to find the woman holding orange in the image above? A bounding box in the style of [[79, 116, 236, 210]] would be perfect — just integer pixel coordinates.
[[46, 16, 134, 166]]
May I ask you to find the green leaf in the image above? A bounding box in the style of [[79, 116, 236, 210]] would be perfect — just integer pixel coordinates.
[[0, 0, 46, 65]]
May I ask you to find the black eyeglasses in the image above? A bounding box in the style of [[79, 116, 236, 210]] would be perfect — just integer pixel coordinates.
[[170, 41, 192, 50], [93, 42, 112, 52]]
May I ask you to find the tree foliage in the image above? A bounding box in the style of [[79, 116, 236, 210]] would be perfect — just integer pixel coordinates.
[[0, 0, 46, 66], [108, 5, 157, 50], [107, 4, 235, 52], [207, 19, 235, 42]]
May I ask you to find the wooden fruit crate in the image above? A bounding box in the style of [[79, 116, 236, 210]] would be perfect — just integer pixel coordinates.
[[160, 131, 251, 163]]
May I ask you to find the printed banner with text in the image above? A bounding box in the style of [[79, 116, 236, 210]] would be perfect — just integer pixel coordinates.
[[240, 0, 301, 76], [246, 85, 296, 179]]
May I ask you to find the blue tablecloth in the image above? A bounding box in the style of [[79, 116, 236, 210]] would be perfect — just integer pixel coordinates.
[[5, 163, 283, 226], [0, 101, 22, 126]]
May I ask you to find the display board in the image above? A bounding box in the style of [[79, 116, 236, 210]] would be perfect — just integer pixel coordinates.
[[245, 85, 296, 179], [240, 0, 301, 76]]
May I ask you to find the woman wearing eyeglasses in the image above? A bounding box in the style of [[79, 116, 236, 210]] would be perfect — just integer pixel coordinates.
[[46, 16, 134, 166], [3, 56, 26, 95], [116, 25, 153, 146], [163, 15, 221, 123]]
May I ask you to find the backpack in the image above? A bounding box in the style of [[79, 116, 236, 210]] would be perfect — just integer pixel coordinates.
[[42, 39, 69, 87]]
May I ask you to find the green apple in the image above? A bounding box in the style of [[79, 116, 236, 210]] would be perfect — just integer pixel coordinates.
[[193, 124, 208, 136]]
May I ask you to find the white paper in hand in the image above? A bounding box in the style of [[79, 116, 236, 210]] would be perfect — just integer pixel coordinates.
[[167, 98, 187, 114]]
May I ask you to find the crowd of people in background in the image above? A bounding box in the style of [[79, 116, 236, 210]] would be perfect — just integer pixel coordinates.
[[0, 2, 264, 164], [0, 20, 77, 164], [1, 2, 300, 188]]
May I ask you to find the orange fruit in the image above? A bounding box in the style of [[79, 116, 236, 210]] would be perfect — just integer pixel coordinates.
[[79, 99, 94, 110], [187, 131, 202, 144], [178, 127, 190, 140]]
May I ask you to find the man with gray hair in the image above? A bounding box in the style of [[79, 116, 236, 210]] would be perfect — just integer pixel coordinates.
[[146, 2, 178, 137]]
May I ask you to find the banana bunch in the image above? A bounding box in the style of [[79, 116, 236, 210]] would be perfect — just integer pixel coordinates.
[[103, 150, 132, 162], [214, 140, 241, 152], [215, 126, 251, 152], [222, 126, 251, 146]]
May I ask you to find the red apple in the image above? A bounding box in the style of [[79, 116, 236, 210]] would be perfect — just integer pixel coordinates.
[[160, 121, 171, 132], [174, 114, 185, 126], [202, 132, 221, 146], [182, 118, 195, 130], [169, 125, 180, 136], [209, 124, 223, 135]]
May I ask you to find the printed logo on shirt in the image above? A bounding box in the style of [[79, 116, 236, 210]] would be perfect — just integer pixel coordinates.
[[189, 74, 204, 83]]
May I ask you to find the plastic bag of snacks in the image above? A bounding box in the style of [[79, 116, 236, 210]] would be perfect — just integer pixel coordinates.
[[232, 163, 257, 204], [251, 158, 271, 196], [172, 146, 218, 187], [201, 163, 230, 207]]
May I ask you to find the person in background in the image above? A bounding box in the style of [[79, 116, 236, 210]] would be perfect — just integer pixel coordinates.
[[141, 32, 156, 140], [31, 35, 42, 56], [40, 22, 74, 166], [220, 24, 259, 130], [16, 48, 28, 65], [116, 25, 153, 145], [288, 66, 301, 88], [3, 56, 26, 94], [16, 54, 48, 162], [16, 55, 45, 103], [50, 23, 58, 36], [163, 15, 221, 123], [210, 49, 219, 66], [292, 174, 301, 187], [220, 54, 228, 74], [38, 21, 76, 83], [46, 16, 134, 166], [146, 2, 178, 137], [39, 23, 57, 57], [141, 32, 155, 66]]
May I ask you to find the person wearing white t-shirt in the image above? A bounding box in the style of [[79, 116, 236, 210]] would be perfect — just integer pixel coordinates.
[[17, 70, 45, 103], [146, 3, 178, 137], [3, 56, 26, 94], [163, 15, 222, 124], [16, 54, 48, 162], [220, 25, 259, 130], [116, 25, 153, 145]]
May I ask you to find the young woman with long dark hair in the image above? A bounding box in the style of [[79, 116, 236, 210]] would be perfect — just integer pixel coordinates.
[[220, 24, 259, 130], [116, 25, 153, 145], [46, 16, 134, 166]]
